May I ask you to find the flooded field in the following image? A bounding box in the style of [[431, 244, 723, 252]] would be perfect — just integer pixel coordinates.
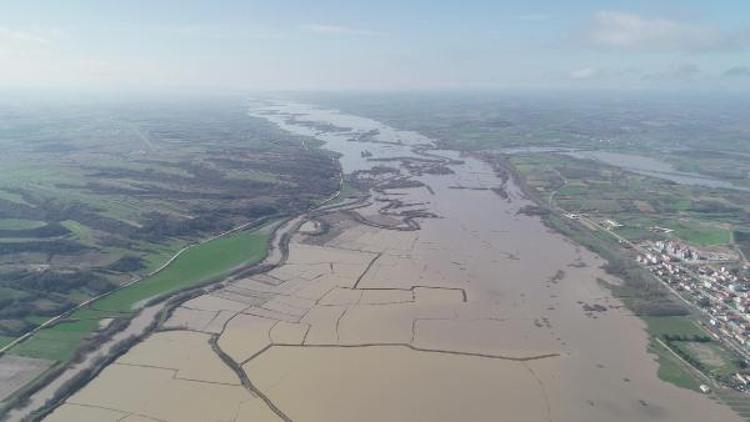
[[44, 102, 740, 421]]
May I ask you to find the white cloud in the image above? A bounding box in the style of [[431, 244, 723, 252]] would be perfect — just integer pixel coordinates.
[[723, 65, 750, 78], [641, 63, 700, 81], [588, 11, 740, 52], [0, 27, 52, 48], [301, 24, 384, 37], [516, 14, 550, 22], [0, 26, 147, 89], [0, 27, 58, 60], [567, 64, 710, 84], [570, 67, 600, 80]]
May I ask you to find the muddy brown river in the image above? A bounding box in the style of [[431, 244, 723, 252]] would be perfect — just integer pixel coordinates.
[[42, 102, 739, 422]]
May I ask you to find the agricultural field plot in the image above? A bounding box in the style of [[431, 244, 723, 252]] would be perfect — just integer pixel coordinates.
[[735, 230, 750, 258], [616, 218, 731, 246], [10, 320, 101, 362], [675, 341, 740, 375], [649, 340, 704, 391], [93, 228, 270, 313], [642, 315, 708, 339], [509, 153, 749, 251], [640, 316, 733, 390], [0, 336, 15, 349], [0, 219, 46, 230]]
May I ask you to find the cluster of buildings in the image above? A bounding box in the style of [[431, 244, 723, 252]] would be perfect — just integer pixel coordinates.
[[651, 240, 700, 262], [734, 373, 750, 392], [637, 240, 750, 392], [639, 243, 750, 344]]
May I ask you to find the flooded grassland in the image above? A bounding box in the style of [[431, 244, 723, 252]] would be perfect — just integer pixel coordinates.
[[45, 103, 739, 421]]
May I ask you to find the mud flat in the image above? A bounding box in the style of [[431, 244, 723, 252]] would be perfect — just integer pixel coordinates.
[[43, 102, 741, 421]]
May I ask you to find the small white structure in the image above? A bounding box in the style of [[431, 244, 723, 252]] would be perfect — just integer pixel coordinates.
[[699, 384, 711, 394]]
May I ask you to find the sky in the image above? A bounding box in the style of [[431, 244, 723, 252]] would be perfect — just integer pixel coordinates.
[[2, 0, 750, 93]]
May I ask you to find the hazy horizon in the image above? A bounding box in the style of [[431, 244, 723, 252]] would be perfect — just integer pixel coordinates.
[[2, 0, 750, 94]]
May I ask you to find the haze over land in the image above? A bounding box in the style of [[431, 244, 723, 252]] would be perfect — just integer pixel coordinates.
[[2, 1, 750, 422], [2, 1, 750, 92]]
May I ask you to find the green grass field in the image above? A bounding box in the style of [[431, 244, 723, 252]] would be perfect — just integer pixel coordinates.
[[61, 220, 95, 245], [649, 340, 703, 391], [642, 315, 709, 338], [643, 315, 741, 379], [10, 320, 101, 361], [69, 308, 131, 321], [137, 239, 190, 274], [24, 315, 51, 326], [735, 229, 750, 258], [663, 220, 731, 246], [613, 225, 656, 242], [640, 313, 746, 395], [92, 229, 269, 312], [0, 335, 15, 349], [614, 215, 730, 246], [674, 340, 740, 376], [640, 305, 729, 391], [0, 287, 31, 301], [0, 219, 46, 230], [0, 189, 31, 206]]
